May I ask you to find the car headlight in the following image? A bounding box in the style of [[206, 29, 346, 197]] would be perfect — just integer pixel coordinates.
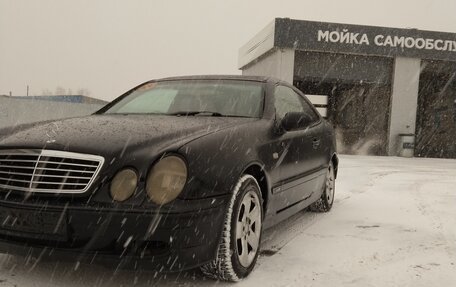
[[146, 156, 187, 205], [110, 168, 138, 202]]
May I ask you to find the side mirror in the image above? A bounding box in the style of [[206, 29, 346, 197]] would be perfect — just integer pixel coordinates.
[[280, 112, 313, 132]]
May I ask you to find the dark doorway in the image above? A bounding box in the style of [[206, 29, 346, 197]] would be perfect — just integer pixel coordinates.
[[415, 61, 456, 158], [293, 51, 393, 155], [294, 80, 391, 155]]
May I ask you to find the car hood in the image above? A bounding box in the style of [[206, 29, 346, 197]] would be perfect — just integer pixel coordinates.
[[0, 114, 254, 157]]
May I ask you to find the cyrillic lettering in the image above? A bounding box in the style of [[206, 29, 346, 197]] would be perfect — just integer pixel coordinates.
[[374, 35, 384, 46], [317, 30, 329, 42], [340, 29, 350, 43], [443, 40, 453, 51], [393, 36, 405, 48], [384, 36, 394, 47], [405, 37, 415, 48], [425, 39, 434, 50], [415, 38, 425, 49], [350, 33, 360, 44], [359, 34, 370, 45], [434, 39, 443, 50], [329, 31, 340, 42]]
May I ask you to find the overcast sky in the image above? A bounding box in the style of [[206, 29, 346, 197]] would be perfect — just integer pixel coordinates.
[[1, 0, 456, 101]]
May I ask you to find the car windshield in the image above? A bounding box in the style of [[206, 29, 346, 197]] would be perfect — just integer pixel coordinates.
[[103, 80, 264, 118]]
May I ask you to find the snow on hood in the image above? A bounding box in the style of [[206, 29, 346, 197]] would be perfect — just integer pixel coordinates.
[[0, 114, 254, 156]]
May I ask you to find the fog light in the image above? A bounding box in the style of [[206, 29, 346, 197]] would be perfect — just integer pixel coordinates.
[[110, 168, 138, 202]]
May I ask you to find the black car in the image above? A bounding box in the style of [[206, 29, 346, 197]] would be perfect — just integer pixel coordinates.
[[0, 75, 338, 281]]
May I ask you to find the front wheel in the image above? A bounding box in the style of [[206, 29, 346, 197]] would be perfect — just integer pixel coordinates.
[[310, 162, 335, 212], [200, 175, 263, 281]]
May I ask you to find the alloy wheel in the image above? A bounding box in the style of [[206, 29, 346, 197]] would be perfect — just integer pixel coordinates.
[[326, 166, 335, 203], [235, 189, 262, 268]]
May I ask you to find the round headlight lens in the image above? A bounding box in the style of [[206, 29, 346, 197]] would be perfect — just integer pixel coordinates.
[[110, 168, 138, 202], [146, 156, 187, 205]]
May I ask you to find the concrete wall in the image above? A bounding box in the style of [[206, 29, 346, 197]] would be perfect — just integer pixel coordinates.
[[388, 57, 421, 155], [0, 96, 105, 130], [242, 48, 295, 84]]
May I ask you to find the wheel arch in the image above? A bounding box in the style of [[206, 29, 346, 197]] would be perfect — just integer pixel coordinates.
[[242, 162, 270, 215]]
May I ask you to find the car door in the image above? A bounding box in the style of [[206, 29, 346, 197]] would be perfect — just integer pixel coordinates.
[[270, 85, 327, 213]]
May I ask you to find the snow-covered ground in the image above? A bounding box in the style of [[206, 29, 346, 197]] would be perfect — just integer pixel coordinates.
[[0, 155, 455, 286]]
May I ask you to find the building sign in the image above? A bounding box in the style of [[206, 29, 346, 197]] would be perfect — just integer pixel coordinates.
[[317, 30, 456, 52], [274, 18, 456, 61]]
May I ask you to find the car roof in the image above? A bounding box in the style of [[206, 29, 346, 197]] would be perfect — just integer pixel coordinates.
[[156, 74, 280, 83]]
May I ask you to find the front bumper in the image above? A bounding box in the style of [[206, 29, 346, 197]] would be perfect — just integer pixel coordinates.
[[0, 196, 229, 272]]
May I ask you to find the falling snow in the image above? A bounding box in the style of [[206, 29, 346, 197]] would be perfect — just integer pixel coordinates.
[[0, 155, 454, 286]]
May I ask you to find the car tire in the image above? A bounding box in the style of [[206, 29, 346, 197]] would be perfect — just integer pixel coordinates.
[[310, 162, 335, 212], [200, 174, 263, 281]]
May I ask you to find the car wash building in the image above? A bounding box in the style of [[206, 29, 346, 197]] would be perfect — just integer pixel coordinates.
[[239, 18, 456, 158]]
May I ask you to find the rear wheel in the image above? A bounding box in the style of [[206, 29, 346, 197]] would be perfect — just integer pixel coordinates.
[[310, 162, 335, 212], [200, 175, 263, 281]]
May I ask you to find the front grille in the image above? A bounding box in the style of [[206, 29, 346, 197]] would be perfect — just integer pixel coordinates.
[[0, 150, 104, 194]]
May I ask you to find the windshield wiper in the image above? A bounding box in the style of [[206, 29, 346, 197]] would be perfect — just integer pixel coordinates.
[[168, 111, 224, 117]]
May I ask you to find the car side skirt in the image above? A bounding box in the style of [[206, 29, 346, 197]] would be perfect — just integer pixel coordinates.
[[263, 167, 327, 229]]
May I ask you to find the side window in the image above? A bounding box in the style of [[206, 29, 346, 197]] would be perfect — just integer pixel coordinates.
[[274, 86, 305, 119], [274, 85, 320, 122], [299, 94, 320, 122]]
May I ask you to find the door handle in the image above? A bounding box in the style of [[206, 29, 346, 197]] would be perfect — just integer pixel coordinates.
[[312, 138, 321, 149]]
